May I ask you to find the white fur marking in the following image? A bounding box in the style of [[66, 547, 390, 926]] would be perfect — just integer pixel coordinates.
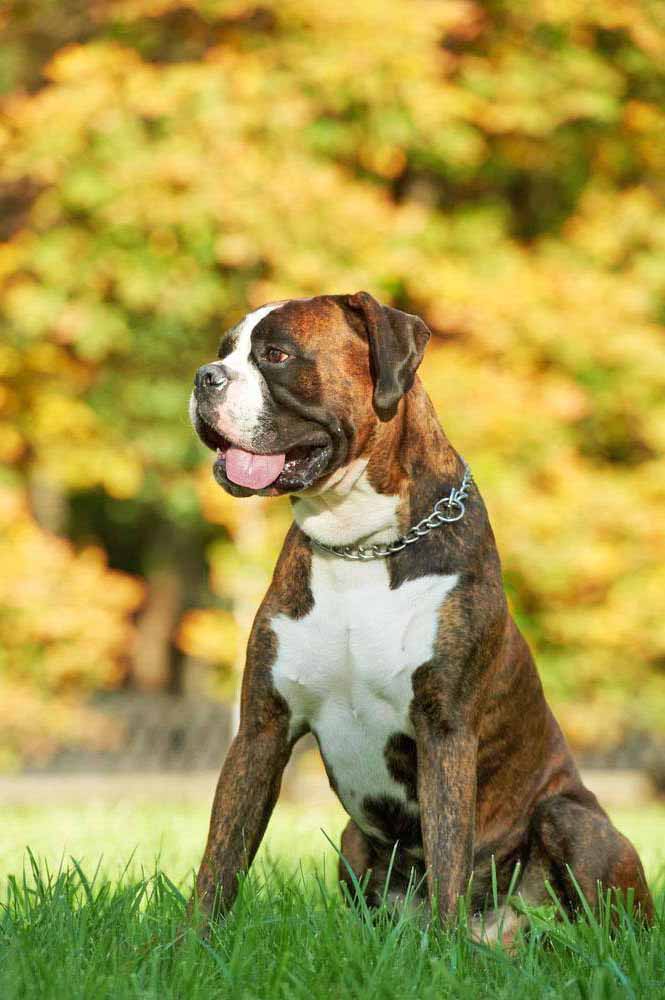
[[188, 390, 198, 426], [214, 302, 285, 446], [272, 552, 459, 839], [293, 469, 401, 547], [469, 905, 527, 947]]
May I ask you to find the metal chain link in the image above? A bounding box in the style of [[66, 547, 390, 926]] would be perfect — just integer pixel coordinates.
[[312, 462, 473, 561]]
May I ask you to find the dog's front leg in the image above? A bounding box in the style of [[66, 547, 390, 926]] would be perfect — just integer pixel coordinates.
[[413, 701, 477, 924], [195, 687, 292, 919]]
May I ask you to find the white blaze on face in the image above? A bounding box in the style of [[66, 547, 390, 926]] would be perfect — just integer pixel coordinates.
[[212, 301, 286, 447], [188, 390, 198, 427]]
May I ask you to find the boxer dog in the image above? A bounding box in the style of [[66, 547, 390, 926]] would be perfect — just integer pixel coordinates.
[[190, 292, 653, 942]]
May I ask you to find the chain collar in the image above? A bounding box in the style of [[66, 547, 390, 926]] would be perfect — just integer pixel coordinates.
[[310, 462, 473, 561]]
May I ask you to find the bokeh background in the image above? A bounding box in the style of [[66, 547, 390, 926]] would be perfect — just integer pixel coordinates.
[[1, 0, 664, 878]]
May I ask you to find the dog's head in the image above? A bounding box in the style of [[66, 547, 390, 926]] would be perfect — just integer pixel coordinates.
[[190, 292, 430, 497]]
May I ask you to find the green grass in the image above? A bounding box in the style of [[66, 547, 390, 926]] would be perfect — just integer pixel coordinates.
[[0, 855, 664, 999], [0, 799, 663, 998]]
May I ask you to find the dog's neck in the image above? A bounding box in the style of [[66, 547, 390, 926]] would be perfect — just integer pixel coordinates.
[[291, 381, 461, 548]]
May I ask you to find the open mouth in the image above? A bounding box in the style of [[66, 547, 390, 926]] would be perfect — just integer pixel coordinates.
[[196, 413, 332, 495]]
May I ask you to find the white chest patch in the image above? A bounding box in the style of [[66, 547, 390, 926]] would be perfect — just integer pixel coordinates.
[[271, 552, 458, 838]]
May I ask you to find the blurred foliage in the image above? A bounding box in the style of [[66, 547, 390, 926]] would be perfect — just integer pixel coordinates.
[[1, 0, 664, 764], [0, 485, 143, 767]]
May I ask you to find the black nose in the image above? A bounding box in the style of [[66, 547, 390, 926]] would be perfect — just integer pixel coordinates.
[[195, 363, 227, 391]]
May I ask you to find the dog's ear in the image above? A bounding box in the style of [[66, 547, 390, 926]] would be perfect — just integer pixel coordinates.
[[343, 291, 430, 420]]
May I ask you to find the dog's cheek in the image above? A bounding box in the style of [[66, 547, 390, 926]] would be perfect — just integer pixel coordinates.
[[314, 342, 375, 443]]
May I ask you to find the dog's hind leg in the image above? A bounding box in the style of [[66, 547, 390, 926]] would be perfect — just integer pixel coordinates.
[[338, 818, 374, 904], [469, 850, 551, 949], [338, 819, 426, 912], [469, 904, 529, 949], [531, 792, 654, 923]]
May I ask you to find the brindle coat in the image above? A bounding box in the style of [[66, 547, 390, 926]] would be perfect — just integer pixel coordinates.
[[192, 294, 653, 935]]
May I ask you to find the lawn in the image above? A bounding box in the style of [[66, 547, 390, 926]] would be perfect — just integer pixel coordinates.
[[0, 796, 664, 998]]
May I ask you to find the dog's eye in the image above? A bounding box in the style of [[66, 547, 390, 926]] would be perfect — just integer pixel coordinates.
[[264, 347, 289, 365]]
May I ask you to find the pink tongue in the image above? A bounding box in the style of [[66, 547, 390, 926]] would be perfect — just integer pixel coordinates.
[[225, 447, 286, 490]]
